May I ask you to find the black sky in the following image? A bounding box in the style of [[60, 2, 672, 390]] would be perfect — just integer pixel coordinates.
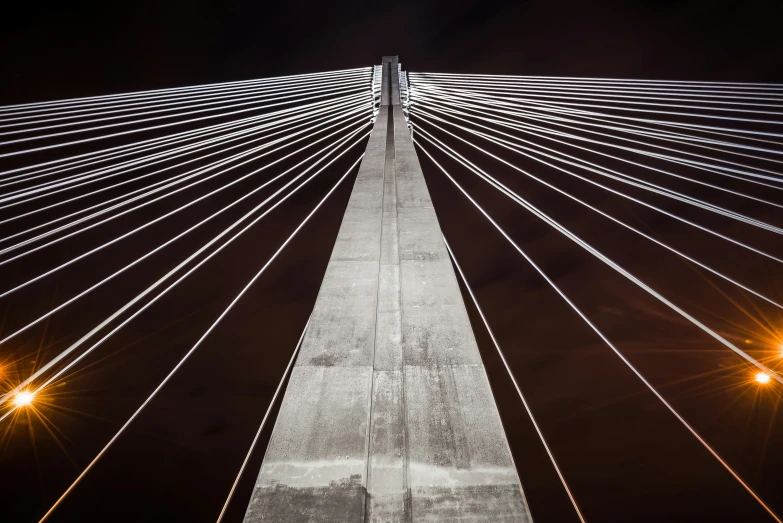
[[1, 1, 783, 522]]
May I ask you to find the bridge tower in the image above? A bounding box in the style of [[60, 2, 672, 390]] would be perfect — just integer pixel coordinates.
[[242, 57, 531, 522]]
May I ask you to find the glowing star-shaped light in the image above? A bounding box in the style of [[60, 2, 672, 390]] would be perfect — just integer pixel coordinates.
[[755, 372, 771, 385], [13, 391, 34, 407]]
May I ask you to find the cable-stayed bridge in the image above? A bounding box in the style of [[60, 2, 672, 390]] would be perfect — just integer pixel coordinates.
[[0, 57, 782, 522]]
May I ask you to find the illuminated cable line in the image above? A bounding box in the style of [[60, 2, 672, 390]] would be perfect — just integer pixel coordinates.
[[412, 85, 783, 163], [0, 101, 369, 247], [414, 78, 783, 109], [0, 67, 371, 113], [0, 92, 368, 185], [412, 85, 783, 162], [0, 112, 369, 261], [0, 113, 369, 285], [411, 92, 783, 191], [411, 83, 783, 140], [0, 76, 370, 138], [412, 103, 783, 239], [409, 76, 783, 102], [415, 120, 783, 312], [442, 236, 587, 523], [507, 104, 783, 166], [34, 153, 364, 523], [0, 69, 370, 118], [411, 99, 783, 228], [412, 72, 783, 90], [414, 132, 783, 386], [0, 109, 370, 267], [0, 129, 362, 397], [411, 104, 783, 214], [433, 90, 783, 179], [0, 128, 371, 412], [0, 72, 370, 129], [411, 91, 783, 191], [0, 97, 347, 180], [214, 315, 311, 523], [0, 86, 372, 159], [520, 100, 783, 150], [0, 81, 369, 148], [411, 82, 783, 116], [509, 95, 783, 148], [0, 96, 367, 214], [412, 108, 783, 270], [0, 123, 367, 320], [414, 140, 783, 523], [0, 96, 367, 210], [0, 70, 371, 125]]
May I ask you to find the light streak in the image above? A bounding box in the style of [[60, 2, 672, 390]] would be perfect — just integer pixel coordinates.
[[756, 373, 772, 384], [13, 391, 34, 407]]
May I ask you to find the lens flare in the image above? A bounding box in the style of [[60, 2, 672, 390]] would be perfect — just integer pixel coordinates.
[[13, 390, 34, 407], [755, 372, 771, 385]]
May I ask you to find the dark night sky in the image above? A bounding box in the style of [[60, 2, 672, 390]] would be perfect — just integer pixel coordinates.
[[1, 1, 783, 522]]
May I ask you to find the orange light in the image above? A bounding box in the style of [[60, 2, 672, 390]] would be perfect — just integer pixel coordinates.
[[755, 372, 771, 385], [13, 391, 34, 407]]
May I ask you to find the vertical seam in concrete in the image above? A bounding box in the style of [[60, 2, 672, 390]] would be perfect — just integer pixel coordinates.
[[394, 107, 414, 523], [363, 108, 389, 522]]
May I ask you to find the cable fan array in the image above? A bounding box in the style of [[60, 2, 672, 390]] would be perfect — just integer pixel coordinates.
[[0, 66, 380, 521], [405, 72, 783, 522]]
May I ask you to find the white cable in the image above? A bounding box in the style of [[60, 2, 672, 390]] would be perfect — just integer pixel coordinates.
[[0, 75, 369, 137], [0, 86, 371, 159], [0, 71, 370, 125], [0, 67, 370, 113], [0, 81, 369, 148]]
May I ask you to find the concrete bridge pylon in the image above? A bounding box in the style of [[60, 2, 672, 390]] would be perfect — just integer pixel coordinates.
[[242, 56, 531, 523]]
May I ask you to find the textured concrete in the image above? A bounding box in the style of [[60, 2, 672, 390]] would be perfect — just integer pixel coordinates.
[[243, 61, 530, 523]]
